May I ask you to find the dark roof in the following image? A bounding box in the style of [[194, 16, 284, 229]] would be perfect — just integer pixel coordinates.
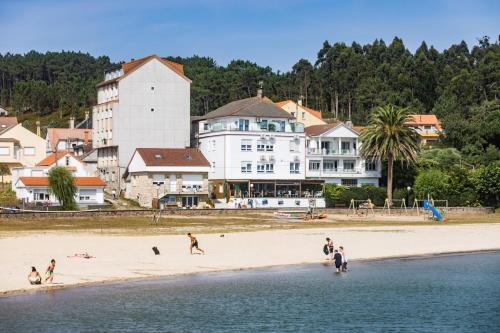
[[135, 148, 210, 167], [199, 97, 294, 120]]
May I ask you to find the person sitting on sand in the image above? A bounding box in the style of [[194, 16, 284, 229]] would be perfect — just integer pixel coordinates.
[[333, 250, 343, 273], [339, 246, 348, 272], [187, 233, 205, 255], [44, 259, 56, 283], [28, 267, 41, 285]]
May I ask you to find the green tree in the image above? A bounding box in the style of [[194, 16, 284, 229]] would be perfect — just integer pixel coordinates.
[[360, 105, 419, 201], [414, 169, 449, 199], [0, 164, 10, 188], [48, 167, 77, 210], [471, 162, 500, 207]]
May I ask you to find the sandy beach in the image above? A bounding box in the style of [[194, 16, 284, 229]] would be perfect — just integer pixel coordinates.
[[1, 223, 500, 296]]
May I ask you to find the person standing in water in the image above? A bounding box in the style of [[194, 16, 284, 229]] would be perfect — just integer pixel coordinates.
[[339, 246, 348, 272], [44, 259, 56, 283], [333, 250, 342, 273], [187, 233, 205, 255]]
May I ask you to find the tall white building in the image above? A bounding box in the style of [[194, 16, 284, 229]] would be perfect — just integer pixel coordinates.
[[195, 96, 325, 208], [93, 55, 191, 190], [305, 122, 381, 186]]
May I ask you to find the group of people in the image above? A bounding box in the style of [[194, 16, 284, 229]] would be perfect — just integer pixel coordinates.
[[28, 259, 56, 285], [324, 238, 348, 273]]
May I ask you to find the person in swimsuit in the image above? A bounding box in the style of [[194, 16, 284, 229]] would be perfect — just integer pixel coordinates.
[[333, 250, 342, 273], [44, 259, 56, 283], [187, 233, 205, 255], [28, 266, 42, 285]]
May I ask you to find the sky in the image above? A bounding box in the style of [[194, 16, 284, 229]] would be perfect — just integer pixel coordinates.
[[0, 0, 499, 71]]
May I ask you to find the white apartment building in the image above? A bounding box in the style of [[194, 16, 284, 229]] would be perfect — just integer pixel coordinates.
[[305, 123, 381, 187], [195, 96, 325, 208], [93, 55, 191, 191]]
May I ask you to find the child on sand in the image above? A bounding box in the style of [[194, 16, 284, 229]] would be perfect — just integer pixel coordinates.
[[187, 233, 205, 255], [28, 267, 41, 285], [44, 259, 56, 283]]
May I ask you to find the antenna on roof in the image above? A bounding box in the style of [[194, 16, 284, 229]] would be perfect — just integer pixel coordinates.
[[257, 81, 263, 98]]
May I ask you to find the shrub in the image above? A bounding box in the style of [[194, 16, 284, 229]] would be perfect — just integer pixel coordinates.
[[413, 169, 449, 200], [0, 189, 20, 206], [471, 161, 500, 207], [324, 184, 347, 207], [325, 184, 386, 207]]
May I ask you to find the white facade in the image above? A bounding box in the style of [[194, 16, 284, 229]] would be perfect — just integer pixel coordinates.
[[14, 182, 104, 206], [198, 116, 306, 181], [306, 124, 381, 187], [93, 56, 191, 190]]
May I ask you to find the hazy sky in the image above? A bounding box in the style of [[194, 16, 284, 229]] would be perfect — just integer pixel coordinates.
[[1, 0, 498, 71]]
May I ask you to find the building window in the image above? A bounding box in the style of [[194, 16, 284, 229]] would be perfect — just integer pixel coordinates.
[[151, 86, 155, 91], [203, 123, 209, 131], [238, 119, 249, 131], [291, 112, 295, 117], [211, 161, 216, 172], [265, 163, 274, 173], [341, 142, 350, 151], [265, 144, 274, 151], [211, 140, 216, 151], [341, 179, 358, 187], [323, 160, 338, 171], [24, 147, 36, 156], [241, 161, 252, 173], [343, 160, 355, 171], [0, 147, 9, 155], [289, 162, 300, 174], [259, 119, 268, 130], [152, 174, 165, 185], [241, 139, 252, 152], [309, 160, 320, 170], [424, 125, 431, 130], [365, 161, 377, 171], [257, 164, 265, 173], [257, 140, 265, 151]]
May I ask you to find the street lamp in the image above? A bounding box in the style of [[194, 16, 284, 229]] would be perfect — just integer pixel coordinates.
[[406, 186, 412, 205]]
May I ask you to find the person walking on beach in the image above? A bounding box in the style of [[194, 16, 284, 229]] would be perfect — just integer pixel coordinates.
[[28, 267, 42, 285], [44, 259, 56, 283], [324, 237, 334, 260], [188, 233, 205, 255], [339, 246, 348, 272], [333, 250, 342, 273]]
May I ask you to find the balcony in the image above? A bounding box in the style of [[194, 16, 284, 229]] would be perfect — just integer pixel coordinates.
[[201, 121, 304, 134], [307, 148, 358, 157]]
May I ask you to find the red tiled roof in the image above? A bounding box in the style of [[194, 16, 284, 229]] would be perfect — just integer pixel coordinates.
[[46, 128, 92, 152], [19, 177, 105, 187], [135, 148, 210, 167], [36, 150, 82, 166], [0, 117, 18, 134], [406, 115, 442, 130]]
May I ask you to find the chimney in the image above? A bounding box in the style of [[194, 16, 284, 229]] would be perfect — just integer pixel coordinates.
[[36, 121, 41, 137], [298, 96, 303, 106], [257, 81, 263, 98], [85, 111, 89, 120], [345, 120, 353, 129], [84, 130, 89, 145], [69, 116, 75, 129]]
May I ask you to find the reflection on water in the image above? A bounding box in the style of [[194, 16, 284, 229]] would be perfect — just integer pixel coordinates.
[[1, 252, 500, 332]]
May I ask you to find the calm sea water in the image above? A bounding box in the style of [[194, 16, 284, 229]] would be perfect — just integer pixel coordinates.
[[1, 252, 500, 333]]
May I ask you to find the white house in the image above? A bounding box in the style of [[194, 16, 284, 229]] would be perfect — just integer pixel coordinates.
[[93, 55, 192, 191], [194, 95, 325, 208], [305, 122, 381, 187], [123, 148, 210, 208], [13, 176, 105, 207], [46, 125, 92, 155]]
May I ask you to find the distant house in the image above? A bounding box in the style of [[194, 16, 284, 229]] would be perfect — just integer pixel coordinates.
[[46, 126, 92, 155], [405, 114, 442, 145], [123, 148, 210, 208], [13, 176, 105, 207], [276, 99, 326, 127], [0, 117, 47, 183]]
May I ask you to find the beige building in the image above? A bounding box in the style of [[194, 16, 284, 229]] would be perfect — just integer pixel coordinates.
[[276, 100, 326, 127], [405, 114, 443, 145], [123, 148, 210, 208], [0, 117, 46, 183]]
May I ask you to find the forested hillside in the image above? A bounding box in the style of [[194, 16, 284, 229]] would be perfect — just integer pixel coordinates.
[[0, 36, 499, 163]]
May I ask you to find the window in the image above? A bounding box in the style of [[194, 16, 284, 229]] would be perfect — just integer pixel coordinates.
[[203, 123, 209, 131], [291, 112, 295, 117], [211, 140, 216, 151], [241, 139, 252, 152], [154, 154, 163, 159], [341, 142, 350, 150], [0, 147, 9, 155], [241, 161, 252, 173], [302, 112, 305, 119], [365, 161, 377, 171], [323, 160, 338, 171], [266, 144, 274, 151], [79, 189, 96, 202], [309, 160, 320, 170], [238, 119, 249, 131], [65, 156, 70, 166], [265, 163, 274, 173], [211, 161, 216, 172], [259, 119, 268, 130], [424, 125, 431, 130], [341, 179, 358, 187], [24, 147, 35, 156], [257, 140, 265, 151], [152, 174, 165, 185], [343, 160, 355, 171], [289, 162, 300, 174], [151, 86, 155, 91], [257, 164, 265, 173]]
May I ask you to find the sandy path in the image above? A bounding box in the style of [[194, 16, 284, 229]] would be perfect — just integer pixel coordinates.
[[1, 223, 500, 295]]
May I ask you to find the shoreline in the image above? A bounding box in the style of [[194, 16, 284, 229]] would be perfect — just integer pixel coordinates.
[[2, 248, 499, 298]]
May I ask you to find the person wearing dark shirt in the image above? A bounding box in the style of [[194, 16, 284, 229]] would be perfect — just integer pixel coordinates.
[[333, 250, 342, 273]]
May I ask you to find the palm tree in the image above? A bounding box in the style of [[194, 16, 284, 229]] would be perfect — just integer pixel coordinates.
[[48, 166, 78, 210], [360, 105, 419, 202]]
